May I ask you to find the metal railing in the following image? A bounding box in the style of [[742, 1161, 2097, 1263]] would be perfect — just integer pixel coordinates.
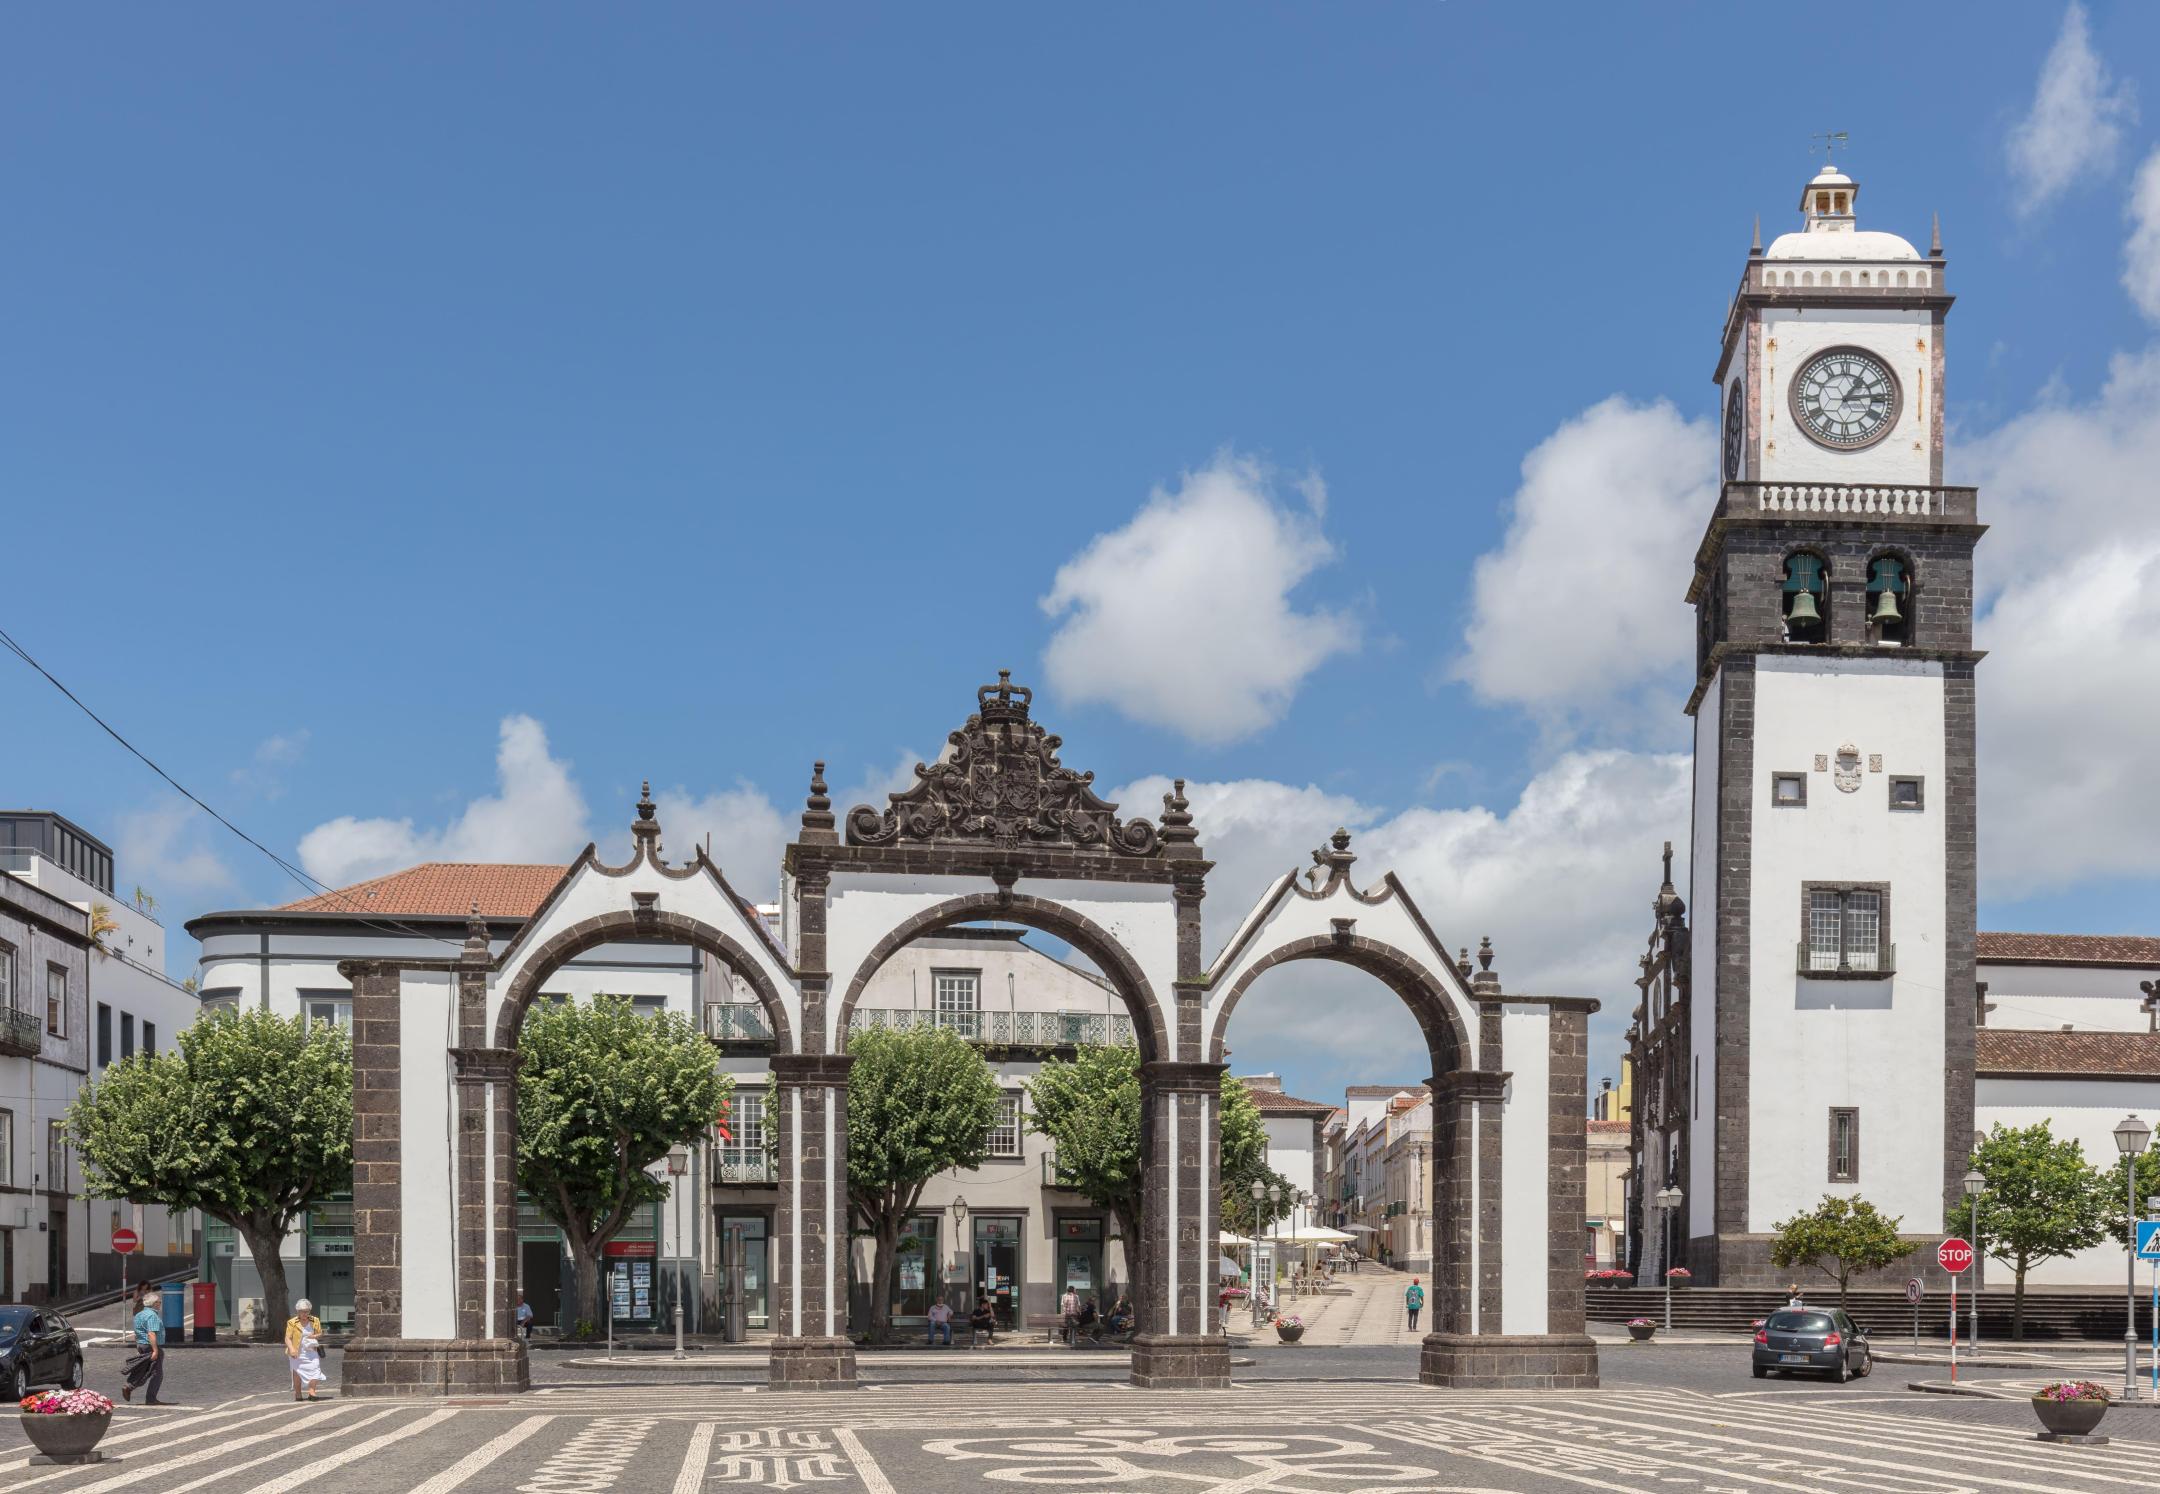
[[1043, 1151, 1083, 1190], [704, 1004, 775, 1043], [1795, 942, 1896, 976], [0, 1006, 42, 1056], [711, 1153, 777, 1185], [849, 1008, 1135, 1048]]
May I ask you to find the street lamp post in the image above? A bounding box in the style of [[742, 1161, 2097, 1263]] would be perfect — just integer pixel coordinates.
[[1962, 1168, 1985, 1358], [1653, 1186, 1683, 1334], [667, 1145, 690, 1360], [2113, 1115, 2151, 1400], [1249, 1180, 1266, 1324]]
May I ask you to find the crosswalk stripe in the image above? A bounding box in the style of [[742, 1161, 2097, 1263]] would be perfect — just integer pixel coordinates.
[[159, 1410, 406, 1494], [669, 1422, 714, 1494], [234, 1407, 461, 1494], [0, 1404, 290, 1475], [35, 1409, 388, 1494], [830, 1425, 898, 1494], [402, 1414, 555, 1494], [1606, 1393, 2160, 1470]]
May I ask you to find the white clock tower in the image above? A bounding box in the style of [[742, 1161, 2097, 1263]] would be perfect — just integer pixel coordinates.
[[1680, 163, 1982, 1284]]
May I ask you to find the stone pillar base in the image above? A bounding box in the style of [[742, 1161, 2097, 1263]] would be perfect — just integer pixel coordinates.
[[340, 1337, 531, 1397], [1418, 1333, 1598, 1390], [1129, 1332, 1232, 1389], [768, 1335, 858, 1390]]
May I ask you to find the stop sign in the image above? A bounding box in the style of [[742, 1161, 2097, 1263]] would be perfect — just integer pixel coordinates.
[[110, 1227, 138, 1255], [1938, 1237, 1973, 1274]]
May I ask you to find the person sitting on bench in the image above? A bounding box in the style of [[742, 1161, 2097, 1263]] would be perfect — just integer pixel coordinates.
[[968, 1299, 997, 1347], [1104, 1295, 1133, 1335], [1072, 1296, 1100, 1345]]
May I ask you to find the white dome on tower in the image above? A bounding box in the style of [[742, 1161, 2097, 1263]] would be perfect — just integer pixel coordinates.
[[1764, 162, 1920, 261]]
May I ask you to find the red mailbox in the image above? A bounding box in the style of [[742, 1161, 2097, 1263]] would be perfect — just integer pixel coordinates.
[[190, 1281, 217, 1343]]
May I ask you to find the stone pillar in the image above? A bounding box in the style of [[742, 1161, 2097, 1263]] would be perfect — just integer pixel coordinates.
[[1130, 1060, 1231, 1389], [340, 959, 405, 1394], [444, 1044, 528, 1393], [769, 1051, 857, 1390]]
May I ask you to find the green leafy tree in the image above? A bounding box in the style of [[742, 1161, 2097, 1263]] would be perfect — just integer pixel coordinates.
[[1026, 1044, 1274, 1261], [846, 1024, 1002, 1342], [1769, 1195, 1908, 1308], [1964, 1121, 2115, 1339], [66, 1007, 352, 1332], [518, 996, 727, 1327]]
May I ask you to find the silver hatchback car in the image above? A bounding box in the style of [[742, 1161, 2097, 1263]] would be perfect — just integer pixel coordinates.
[[1753, 1307, 1872, 1381]]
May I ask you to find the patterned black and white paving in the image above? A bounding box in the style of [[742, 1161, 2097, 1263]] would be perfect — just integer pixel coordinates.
[[4, 1381, 2154, 1493]]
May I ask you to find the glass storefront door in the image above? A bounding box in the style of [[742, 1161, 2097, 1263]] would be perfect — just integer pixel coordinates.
[[1057, 1217, 1103, 1304], [719, 1215, 769, 1331], [972, 1216, 1021, 1329], [891, 1216, 939, 1321]]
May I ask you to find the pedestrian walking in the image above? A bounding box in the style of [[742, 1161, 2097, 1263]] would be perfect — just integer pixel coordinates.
[[515, 1291, 535, 1342], [1404, 1277, 1424, 1332], [1785, 1284, 1804, 1309], [122, 1286, 165, 1406], [286, 1298, 328, 1401]]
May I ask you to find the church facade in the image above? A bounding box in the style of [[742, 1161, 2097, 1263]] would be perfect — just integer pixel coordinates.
[[1624, 163, 2160, 1290]]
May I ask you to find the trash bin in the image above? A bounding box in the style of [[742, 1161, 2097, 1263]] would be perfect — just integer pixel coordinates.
[[191, 1282, 218, 1344], [161, 1284, 186, 1344]]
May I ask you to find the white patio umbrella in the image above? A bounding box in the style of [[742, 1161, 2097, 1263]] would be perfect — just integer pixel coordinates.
[[1217, 1231, 1254, 1247], [1218, 1255, 1243, 1278], [1282, 1225, 1354, 1244]]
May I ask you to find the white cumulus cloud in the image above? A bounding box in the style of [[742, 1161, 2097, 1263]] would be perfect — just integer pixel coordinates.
[[297, 715, 592, 887], [1451, 396, 1714, 728], [655, 783, 789, 902], [1041, 453, 1360, 746], [2007, 2, 2137, 214], [112, 797, 239, 903], [2125, 148, 2160, 322]]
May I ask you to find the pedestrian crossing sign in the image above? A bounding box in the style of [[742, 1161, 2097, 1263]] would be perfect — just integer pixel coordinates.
[[2137, 1220, 2160, 1260]]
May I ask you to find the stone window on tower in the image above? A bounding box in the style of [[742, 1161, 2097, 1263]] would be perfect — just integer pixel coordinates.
[[1828, 1108, 1860, 1183], [1889, 776, 1925, 812], [1772, 772, 1807, 807], [1866, 555, 1910, 645], [1800, 884, 1893, 977], [1782, 553, 1828, 643]]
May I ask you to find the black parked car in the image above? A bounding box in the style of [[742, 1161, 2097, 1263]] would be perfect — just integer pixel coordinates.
[[0, 1306, 85, 1401], [1753, 1307, 1871, 1381]]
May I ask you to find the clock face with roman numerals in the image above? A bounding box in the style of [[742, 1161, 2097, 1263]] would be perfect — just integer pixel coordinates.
[[1790, 348, 1900, 450]]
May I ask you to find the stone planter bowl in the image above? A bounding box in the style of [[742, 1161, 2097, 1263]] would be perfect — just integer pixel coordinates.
[[2031, 1395, 2108, 1439], [1626, 1322, 1655, 1342], [20, 1410, 112, 1463], [1276, 1323, 1305, 1344]]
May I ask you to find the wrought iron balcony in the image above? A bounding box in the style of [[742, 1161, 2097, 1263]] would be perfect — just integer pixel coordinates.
[[704, 1003, 775, 1045], [711, 1152, 777, 1185], [0, 1006, 42, 1058], [1795, 942, 1897, 979], [849, 1007, 1135, 1049]]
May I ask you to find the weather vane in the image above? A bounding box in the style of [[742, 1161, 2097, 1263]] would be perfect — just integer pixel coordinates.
[[1811, 130, 1849, 164]]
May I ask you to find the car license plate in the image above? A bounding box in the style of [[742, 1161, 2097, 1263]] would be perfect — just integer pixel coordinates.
[[1779, 1352, 1810, 1364]]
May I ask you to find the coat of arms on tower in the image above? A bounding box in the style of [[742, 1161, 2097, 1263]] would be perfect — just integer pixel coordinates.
[[1833, 743, 1863, 793], [845, 673, 1162, 855]]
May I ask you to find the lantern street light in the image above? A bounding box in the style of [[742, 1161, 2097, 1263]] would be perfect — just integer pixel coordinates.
[[1653, 1186, 1684, 1333], [666, 1146, 691, 1360], [2113, 1115, 2151, 1399], [1249, 1180, 1267, 1324], [1962, 1168, 1985, 1356]]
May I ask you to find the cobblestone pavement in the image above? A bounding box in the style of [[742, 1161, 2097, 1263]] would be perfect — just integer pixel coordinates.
[[6, 1337, 2154, 1491]]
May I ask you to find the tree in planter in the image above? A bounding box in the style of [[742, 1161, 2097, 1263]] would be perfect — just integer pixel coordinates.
[[1769, 1195, 1908, 1308], [1026, 1044, 1273, 1271], [66, 1007, 351, 1333], [845, 1024, 1002, 1343], [1964, 1121, 2114, 1339], [517, 996, 727, 1329]]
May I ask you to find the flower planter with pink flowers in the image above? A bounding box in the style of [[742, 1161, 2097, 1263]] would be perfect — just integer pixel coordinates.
[[19, 1389, 115, 1463], [2030, 1381, 2110, 1442]]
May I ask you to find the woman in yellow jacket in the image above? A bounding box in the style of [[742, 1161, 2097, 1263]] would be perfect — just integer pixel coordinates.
[[285, 1299, 327, 1402]]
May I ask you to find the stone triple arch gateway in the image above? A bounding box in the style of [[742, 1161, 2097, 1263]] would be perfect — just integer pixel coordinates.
[[341, 675, 1598, 1396]]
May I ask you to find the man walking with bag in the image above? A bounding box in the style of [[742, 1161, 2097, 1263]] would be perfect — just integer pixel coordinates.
[[1404, 1277, 1425, 1333], [122, 1287, 165, 1406]]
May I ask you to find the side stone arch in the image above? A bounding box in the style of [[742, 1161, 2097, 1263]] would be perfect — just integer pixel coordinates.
[[833, 891, 1171, 1063], [493, 908, 795, 1050], [1204, 932, 1468, 1071]]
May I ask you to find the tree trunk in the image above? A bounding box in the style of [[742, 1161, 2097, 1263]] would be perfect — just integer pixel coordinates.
[[234, 1218, 292, 1340], [567, 1236, 601, 1333], [2013, 1262, 2028, 1341], [1112, 1200, 1142, 1321], [865, 1214, 902, 1345]]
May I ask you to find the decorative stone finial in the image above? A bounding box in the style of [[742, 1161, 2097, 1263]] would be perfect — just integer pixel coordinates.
[[1159, 778, 1198, 850], [1310, 826, 1357, 887], [1750, 214, 1762, 255], [798, 761, 838, 843], [977, 670, 1032, 726], [631, 779, 661, 850], [1478, 936, 1494, 973], [1930, 211, 1942, 257], [1471, 935, 1502, 995], [1655, 839, 1686, 919], [1457, 947, 1473, 981], [462, 900, 490, 964]]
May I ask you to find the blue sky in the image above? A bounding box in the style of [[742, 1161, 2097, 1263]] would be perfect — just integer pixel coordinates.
[[7, 4, 2159, 1104]]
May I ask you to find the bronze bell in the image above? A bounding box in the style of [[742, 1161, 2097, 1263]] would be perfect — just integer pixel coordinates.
[[1870, 588, 1903, 623], [1787, 589, 1821, 625]]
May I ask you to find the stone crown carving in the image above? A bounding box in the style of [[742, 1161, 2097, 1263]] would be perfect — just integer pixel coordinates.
[[846, 672, 1161, 856]]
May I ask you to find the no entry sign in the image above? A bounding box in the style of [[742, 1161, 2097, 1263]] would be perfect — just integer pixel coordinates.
[[110, 1227, 139, 1255], [1938, 1237, 1974, 1274]]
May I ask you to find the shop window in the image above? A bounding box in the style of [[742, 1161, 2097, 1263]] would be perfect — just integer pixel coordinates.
[[1865, 555, 1910, 644], [1829, 1108, 1860, 1182], [1772, 772, 1808, 808], [1782, 553, 1828, 642]]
